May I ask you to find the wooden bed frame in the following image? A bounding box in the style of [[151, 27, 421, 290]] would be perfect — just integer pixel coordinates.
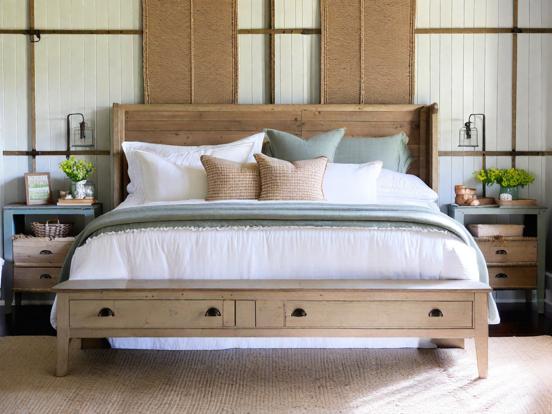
[[54, 104, 490, 378]]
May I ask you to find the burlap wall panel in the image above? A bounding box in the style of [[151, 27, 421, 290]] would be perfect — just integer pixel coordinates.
[[322, 0, 415, 104], [143, 0, 236, 104], [362, 0, 414, 104], [143, 0, 192, 103], [321, 0, 362, 104]]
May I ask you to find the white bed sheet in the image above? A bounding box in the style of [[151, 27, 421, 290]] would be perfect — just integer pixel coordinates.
[[56, 198, 481, 350]]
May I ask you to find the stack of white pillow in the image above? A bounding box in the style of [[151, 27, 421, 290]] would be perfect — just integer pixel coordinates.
[[122, 132, 438, 206]]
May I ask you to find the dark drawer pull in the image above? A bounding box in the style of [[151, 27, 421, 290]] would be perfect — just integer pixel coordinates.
[[39, 249, 53, 255], [39, 273, 52, 279], [97, 308, 115, 317], [495, 249, 508, 255], [291, 308, 307, 317], [205, 307, 221, 317], [428, 308, 444, 318], [495, 273, 508, 279]]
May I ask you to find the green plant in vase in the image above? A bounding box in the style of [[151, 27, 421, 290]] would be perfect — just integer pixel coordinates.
[[59, 156, 95, 199], [474, 167, 534, 200]]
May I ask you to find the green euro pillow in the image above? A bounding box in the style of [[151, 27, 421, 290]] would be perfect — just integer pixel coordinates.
[[264, 128, 345, 162], [334, 132, 412, 173]]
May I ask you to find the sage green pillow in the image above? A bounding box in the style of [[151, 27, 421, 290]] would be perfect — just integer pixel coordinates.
[[334, 132, 412, 173], [264, 128, 345, 162]]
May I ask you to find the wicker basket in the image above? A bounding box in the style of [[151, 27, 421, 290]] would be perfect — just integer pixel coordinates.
[[31, 220, 72, 238]]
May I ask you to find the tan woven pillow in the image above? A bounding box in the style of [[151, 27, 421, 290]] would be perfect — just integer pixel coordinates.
[[201, 155, 260, 201], [254, 153, 328, 201]]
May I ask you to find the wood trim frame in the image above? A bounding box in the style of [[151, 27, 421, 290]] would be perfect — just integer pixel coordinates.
[[111, 103, 439, 206]]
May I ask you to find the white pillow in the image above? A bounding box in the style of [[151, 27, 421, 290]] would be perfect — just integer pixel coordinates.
[[135, 150, 208, 202], [377, 169, 438, 201], [323, 161, 383, 204], [122, 133, 265, 199]]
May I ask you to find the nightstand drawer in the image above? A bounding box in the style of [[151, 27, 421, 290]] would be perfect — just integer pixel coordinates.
[[488, 266, 537, 289], [13, 237, 74, 266], [14, 267, 61, 290], [477, 238, 537, 264]]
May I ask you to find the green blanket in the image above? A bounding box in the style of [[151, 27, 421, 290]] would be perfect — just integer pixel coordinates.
[[60, 203, 499, 323]]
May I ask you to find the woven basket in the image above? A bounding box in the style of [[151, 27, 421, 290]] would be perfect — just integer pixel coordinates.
[[31, 220, 72, 238]]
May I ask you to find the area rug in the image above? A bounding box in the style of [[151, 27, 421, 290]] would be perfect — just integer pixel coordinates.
[[0, 336, 550, 413]]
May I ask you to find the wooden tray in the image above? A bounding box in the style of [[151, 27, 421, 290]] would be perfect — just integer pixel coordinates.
[[57, 198, 96, 206], [496, 198, 537, 207]]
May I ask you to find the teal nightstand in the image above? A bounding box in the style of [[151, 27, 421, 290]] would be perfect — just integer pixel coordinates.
[[448, 204, 548, 313], [2, 203, 102, 314]]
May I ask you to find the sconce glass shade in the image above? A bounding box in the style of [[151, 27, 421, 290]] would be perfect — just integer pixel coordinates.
[[458, 123, 479, 148], [70, 122, 95, 149]]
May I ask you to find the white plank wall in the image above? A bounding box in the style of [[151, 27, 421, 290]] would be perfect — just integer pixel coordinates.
[[416, 1, 551, 209], [0, 0, 143, 226], [237, 0, 320, 104]]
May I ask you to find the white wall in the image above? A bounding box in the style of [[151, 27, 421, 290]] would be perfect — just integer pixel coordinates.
[[0, 0, 143, 222]]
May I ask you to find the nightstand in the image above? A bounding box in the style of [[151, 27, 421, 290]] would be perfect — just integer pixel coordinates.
[[2, 203, 102, 314], [448, 204, 548, 313]]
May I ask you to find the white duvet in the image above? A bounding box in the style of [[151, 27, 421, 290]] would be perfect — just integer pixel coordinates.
[[58, 198, 482, 350]]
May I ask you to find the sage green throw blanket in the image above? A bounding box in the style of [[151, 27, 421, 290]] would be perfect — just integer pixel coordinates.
[[60, 203, 499, 323]]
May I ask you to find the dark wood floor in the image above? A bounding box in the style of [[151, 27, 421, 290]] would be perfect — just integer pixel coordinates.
[[1, 302, 551, 337]]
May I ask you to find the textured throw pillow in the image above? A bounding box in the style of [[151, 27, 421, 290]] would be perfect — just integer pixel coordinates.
[[264, 128, 345, 162], [201, 155, 260, 201], [254, 153, 328, 201], [334, 132, 412, 173]]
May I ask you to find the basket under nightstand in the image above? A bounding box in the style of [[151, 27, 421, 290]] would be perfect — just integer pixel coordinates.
[[448, 204, 548, 313], [2, 203, 102, 314]]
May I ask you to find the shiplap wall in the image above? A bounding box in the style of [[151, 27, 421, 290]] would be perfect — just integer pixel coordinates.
[[0, 0, 143, 223], [416, 0, 551, 209], [238, 0, 320, 104], [1, 0, 551, 246]]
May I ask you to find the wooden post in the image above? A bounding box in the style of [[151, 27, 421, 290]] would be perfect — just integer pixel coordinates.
[[56, 294, 70, 377], [474, 292, 489, 379]]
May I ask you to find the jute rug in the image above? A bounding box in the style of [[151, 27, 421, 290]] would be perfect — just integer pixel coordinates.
[[0, 336, 550, 414]]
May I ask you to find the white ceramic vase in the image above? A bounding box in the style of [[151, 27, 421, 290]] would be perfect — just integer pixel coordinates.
[[72, 180, 87, 199]]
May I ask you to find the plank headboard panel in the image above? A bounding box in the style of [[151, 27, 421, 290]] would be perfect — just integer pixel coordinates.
[[112, 104, 439, 207]]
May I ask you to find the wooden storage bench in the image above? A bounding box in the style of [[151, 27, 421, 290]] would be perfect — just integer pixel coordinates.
[[53, 279, 490, 378]]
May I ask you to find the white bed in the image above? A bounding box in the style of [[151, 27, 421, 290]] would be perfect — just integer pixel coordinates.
[[58, 198, 482, 350], [52, 104, 495, 355]]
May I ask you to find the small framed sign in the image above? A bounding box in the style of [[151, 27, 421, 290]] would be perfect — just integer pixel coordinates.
[[25, 172, 52, 205]]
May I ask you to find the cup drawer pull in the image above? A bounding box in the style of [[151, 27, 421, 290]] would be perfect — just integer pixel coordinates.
[[39, 273, 52, 279], [204, 307, 221, 317], [39, 249, 53, 255], [291, 308, 307, 317], [428, 308, 444, 318], [495, 273, 508, 279], [97, 308, 115, 317], [495, 249, 508, 255]]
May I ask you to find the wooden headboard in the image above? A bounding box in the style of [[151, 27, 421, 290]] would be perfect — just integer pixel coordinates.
[[112, 104, 439, 206]]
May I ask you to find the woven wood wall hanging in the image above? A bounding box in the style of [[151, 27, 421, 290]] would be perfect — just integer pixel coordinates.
[[143, 0, 237, 104], [321, 0, 416, 104]]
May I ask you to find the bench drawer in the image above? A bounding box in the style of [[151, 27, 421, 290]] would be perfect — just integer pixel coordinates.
[[477, 239, 537, 264], [284, 301, 473, 329], [13, 237, 74, 266], [70, 300, 227, 329], [14, 267, 61, 290], [488, 266, 537, 289]]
